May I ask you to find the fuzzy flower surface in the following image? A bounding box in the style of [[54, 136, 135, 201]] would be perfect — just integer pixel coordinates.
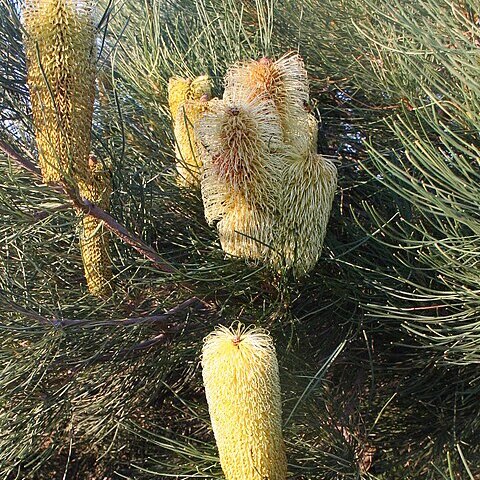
[[215, 194, 274, 260], [168, 75, 211, 120], [277, 152, 337, 276], [174, 97, 212, 187], [202, 323, 287, 480], [23, 0, 96, 183], [78, 155, 112, 297], [224, 53, 310, 156], [198, 91, 283, 220], [168, 76, 212, 187], [273, 114, 337, 275]]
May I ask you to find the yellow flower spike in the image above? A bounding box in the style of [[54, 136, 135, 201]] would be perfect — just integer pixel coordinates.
[[190, 75, 212, 99], [168, 76, 212, 187], [224, 52, 310, 155], [202, 323, 287, 480], [23, 0, 96, 184], [167, 75, 212, 119], [216, 194, 274, 260], [198, 92, 283, 218], [175, 96, 212, 187], [198, 93, 282, 260], [168, 77, 192, 119], [276, 150, 337, 276], [78, 155, 113, 298]]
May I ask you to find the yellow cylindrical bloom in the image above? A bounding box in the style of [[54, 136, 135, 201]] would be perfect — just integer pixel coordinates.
[[277, 152, 337, 276], [273, 114, 337, 275], [199, 92, 283, 204], [78, 156, 112, 297], [174, 97, 211, 187], [23, 0, 96, 184], [202, 324, 287, 480], [198, 93, 282, 260], [168, 75, 211, 120], [168, 76, 212, 187], [216, 194, 274, 260]]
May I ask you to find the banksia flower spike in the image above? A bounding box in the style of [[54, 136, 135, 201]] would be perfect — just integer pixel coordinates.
[[198, 92, 283, 260], [275, 114, 338, 276], [78, 155, 113, 297], [215, 194, 275, 260], [168, 75, 212, 120], [224, 52, 310, 156], [202, 323, 287, 480], [168, 76, 212, 187], [174, 96, 212, 187], [23, 0, 96, 184], [199, 91, 283, 213]]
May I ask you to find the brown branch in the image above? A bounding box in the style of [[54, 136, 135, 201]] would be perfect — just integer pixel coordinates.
[[125, 331, 173, 351], [0, 139, 176, 273], [33, 203, 71, 221], [0, 139, 42, 176], [5, 296, 206, 328], [77, 196, 176, 273], [90, 325, 182, 363], [55, 297, 206, 327]]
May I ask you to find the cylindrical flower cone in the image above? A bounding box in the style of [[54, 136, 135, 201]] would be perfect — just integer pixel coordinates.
[[198, 92, 283, 203], [168, 75, 212, 121], [23, 0, 96, 184], [202, 323, 287, 480], [276, 152, 337, 276], [79, 215, 112, 297], [273, 115, 337, 275], [224, 53, 310, 156], [216, 194, 274, 260], [174, 96, 212, 187], [168, 76, 212, 186], [198, 92, 282, 260], [198, 91, 282, 214], [78, 155, 112, 297]]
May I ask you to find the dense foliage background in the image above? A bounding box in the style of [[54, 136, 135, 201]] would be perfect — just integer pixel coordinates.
[[0, 0, 479, 478]]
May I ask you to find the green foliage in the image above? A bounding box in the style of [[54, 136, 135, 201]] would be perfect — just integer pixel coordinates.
[[0, 0, 479, 478]]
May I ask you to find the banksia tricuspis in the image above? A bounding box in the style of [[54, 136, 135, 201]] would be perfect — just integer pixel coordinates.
[[202, 323, 287, 480], [23, 0, 96, 184], [189, 53, 336, 273], [215, 194, 275, 260], [174, 97, 212, 187], [168, 76, 211, 119], [199, 92, 282, 206], [274, 114, 337, 276], [198, 92, 282, 260], [23, 1, 111, 296], [224, 53, 310, 156], [168, 76, 212, 187], [221, 54, 336, 274], [78, 155, 112, 297]]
